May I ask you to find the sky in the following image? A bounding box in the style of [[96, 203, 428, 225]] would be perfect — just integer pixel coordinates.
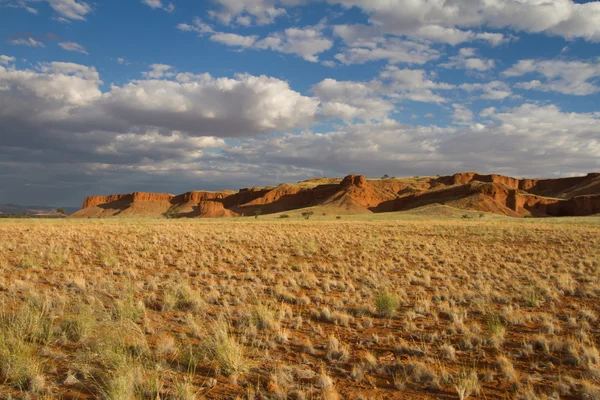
[[0, 0, 599, 207]]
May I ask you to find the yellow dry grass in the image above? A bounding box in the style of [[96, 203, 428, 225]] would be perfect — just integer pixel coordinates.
[[0, 214, 599, 399]]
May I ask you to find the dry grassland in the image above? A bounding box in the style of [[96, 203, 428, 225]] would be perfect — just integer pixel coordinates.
[[0, 216, 599, 399]]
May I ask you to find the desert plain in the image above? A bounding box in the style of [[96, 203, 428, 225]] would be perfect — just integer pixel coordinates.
[[0, 210, 599, 400]]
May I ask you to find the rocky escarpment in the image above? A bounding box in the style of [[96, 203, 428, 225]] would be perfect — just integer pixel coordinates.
[[70, 171, 600, 219]]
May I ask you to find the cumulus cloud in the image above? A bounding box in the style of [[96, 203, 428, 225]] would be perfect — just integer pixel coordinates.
[[141, 0, 174, 12], [179, 19, 333, 62], [208, 0, 287, 26], [313, 78, 394, 121], [8, 0, 91, 21], [2, 60, 599, 205], [380, 67, 453, 103], [452, 103, 474, 124], [102, 73, 319, 134], [334, 36, 440, 65], [9, 37, 46, 47], [503, 59, 600, 95], [0, 55, 16, 65], [58, 41, 88, 54], [312, 67, 454, 122], [327, 0, 600, 42], [0, 59, 326, 203], [210, 32, 258, 47], [46, 0, 91, 21], [459, 81, 512, 100], [177, 18, 215, 34], [226, 103, 600, 180], [142, 64, 175, 79], [254, 23, 333, 62], [441, 48, 496, 71], [0, 61, 319, 141]]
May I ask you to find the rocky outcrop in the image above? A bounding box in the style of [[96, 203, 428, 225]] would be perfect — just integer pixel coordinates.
[[71, 171, 600, 219], [197, 200, 238, 218], [563, 195, 600, 216], [83, 194, 132, 208]]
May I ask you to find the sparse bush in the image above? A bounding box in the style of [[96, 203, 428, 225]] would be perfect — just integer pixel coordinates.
[[455, 370, 480, 400], [374, 290, 400, 318], [200, 320, 250, 376], [163, 284, 206, 313], [301, 210, 314, 220]]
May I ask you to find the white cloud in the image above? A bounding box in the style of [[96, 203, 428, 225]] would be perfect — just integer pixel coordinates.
[[177, 18, 215, 34], [441, 47, 496, 71], [227, 103, 600, 179], [0, 60, 327, 204], [141, 0, 174, 12], [460, 81, 512, 100], [94, 130, 225, 159], [0, 62, 319, 140], [452, 103, 474, 124], [9, 38, 46, 47], [58, 41, 88, 54], [2, 58, 599, 204], [480, 107, 496, 117], [413, 25, 511, 46], [503, 59, 600, 95], [142, 64, 175, 79], [46, 0, 92, 21], [334, 36, 440, 65], [0, 56, 16, 65], [380, 67, 453, 103], [313, 78, 394, 121], [327, 0, 600, 42], [0, 62, 101, 108], [255, 24, 333, 62], [210, 33, 258, 47], [208, 0, 287, 26], [103, 73, 319, 134], [180, 20, 333, 62], [312, 66, 455, 123]]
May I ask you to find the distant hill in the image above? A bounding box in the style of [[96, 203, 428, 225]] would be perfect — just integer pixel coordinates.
[[70, 172, 600, 219], [0, 204, 78, 216]]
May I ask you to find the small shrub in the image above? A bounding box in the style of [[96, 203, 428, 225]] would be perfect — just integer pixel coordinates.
[[455, 370, 480, 400], [486, 312, 506, 338], [201, 320, 250, 376], [301, 211, 314, 220], [163, 284, 206, 313], [374, 291, 400, 318]]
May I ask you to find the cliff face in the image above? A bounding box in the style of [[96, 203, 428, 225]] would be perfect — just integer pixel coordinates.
[[83, 194, 132, 208], [70, 171, 600, 219]]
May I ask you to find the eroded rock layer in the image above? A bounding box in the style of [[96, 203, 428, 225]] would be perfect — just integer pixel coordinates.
[[70, 172, 600, 218]]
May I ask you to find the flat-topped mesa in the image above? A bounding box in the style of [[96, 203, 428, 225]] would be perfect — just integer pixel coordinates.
[[82, 194, 132, 208], [440, 172, 521, 189], [197, 200, 238, 218], [132, 192, 173, 203], [82, 192, 173, 209], [440, 172, 600, 197], [518, 174, 599, 195], [72, 171, 600, 219], [173, 191, 232, 203]]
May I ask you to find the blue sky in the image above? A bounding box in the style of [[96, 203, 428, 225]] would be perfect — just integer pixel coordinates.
[[0, 0, 599, 206]]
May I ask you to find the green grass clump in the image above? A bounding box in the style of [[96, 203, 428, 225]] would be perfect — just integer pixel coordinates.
[[201, 320, 250, 377], [374, 290, 400, 318]]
